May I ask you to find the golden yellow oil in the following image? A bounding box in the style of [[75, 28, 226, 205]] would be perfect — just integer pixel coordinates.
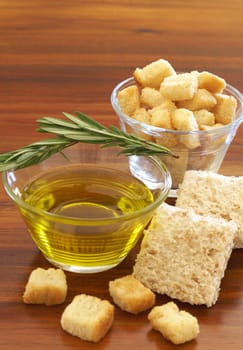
[[21, 164, 154, 272]]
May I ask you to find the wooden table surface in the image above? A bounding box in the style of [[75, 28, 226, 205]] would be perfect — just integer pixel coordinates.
[[0, 1, 243, 349]]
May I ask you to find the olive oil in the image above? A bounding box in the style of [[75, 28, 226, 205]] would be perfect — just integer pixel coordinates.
[[21, 164, 154, 272]]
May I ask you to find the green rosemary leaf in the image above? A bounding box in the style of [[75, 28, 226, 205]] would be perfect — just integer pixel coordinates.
[[33, 138, 72, 146], [71, 111, 107, 130], [38, 116, 79, 129]]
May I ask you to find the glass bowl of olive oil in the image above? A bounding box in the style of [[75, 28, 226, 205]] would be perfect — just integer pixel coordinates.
[[2, 143, 171, 273]]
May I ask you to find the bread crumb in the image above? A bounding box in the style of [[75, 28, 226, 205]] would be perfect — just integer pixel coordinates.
[[148, 301, 200, 345], [23, 267, 67, 305], [61, 294, 114, 343], [109, 274, 155, 314]]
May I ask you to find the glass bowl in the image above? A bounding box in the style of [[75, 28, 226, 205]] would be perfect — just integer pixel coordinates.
[[111, 77, 243, 196], [2, 143, 171, 273]]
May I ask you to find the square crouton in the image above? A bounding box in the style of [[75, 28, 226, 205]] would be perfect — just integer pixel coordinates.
[[177, 88, 217, 111], [194, 109, 215, 128], [171, 108, 200, 149], [149, 106, 173, 129], [212, 93, 237, 124], [176, 170, 243, 248], [156, 100, 177, 114], [140, 87, 165, 107], [23, 268, 67, 305], [148, 100, 177, 129], [117, 84, 140, 116], [132, 107, 151, 125], [133, 203, 237, 307], [172, 108, 199, 131], [197, 71, 226, 93], [133, 58, 176, 89], [61, 294, 114, 343], [109, 274, 155, 314], [148, 302, 200, 345], [160, 73, 198, 101]]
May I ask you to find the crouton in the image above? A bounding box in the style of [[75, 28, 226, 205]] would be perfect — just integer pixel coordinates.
[[213, 93, 237, 124], [194, 109, 215, 128], [171, 108, 200, 148], [133, 58, 176, 89], [177, 89, 217, 111], [140, 87, 165, 107], [117, 85, 140, 116], [61, 294, 114, 343], [160, 73, 198, 101], [197, 71, 226, 93], [23, 268, 67, 305], [148, 302, 200, 345], [132, 107, 151, 124], [149, 107, 173, 129], [109, 274, 155, 314]]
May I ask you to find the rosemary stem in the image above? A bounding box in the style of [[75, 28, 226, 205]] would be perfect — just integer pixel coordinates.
[[0, 112, 176, 171]]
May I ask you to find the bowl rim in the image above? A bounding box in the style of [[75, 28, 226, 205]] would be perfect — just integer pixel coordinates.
[[110, 76, 243, 136], [2, 152, 172, 225]]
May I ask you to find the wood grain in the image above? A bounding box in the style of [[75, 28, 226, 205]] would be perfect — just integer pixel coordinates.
[[0, 1, 242, 349]]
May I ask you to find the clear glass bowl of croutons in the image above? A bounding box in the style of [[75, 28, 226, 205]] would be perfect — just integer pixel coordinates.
[[111, 59, 243, 196]]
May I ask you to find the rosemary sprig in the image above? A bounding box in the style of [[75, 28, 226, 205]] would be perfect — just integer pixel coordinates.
[[0, 111, 177, 172]]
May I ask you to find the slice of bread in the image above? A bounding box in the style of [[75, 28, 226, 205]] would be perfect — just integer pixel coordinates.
[[176, 170, 243, 248], [23, 267, 67, 305], [61, 294, 114, 343], [133, 203, 236, 307], [148, 301, 200, 345], [109, 274, 155, 314]]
